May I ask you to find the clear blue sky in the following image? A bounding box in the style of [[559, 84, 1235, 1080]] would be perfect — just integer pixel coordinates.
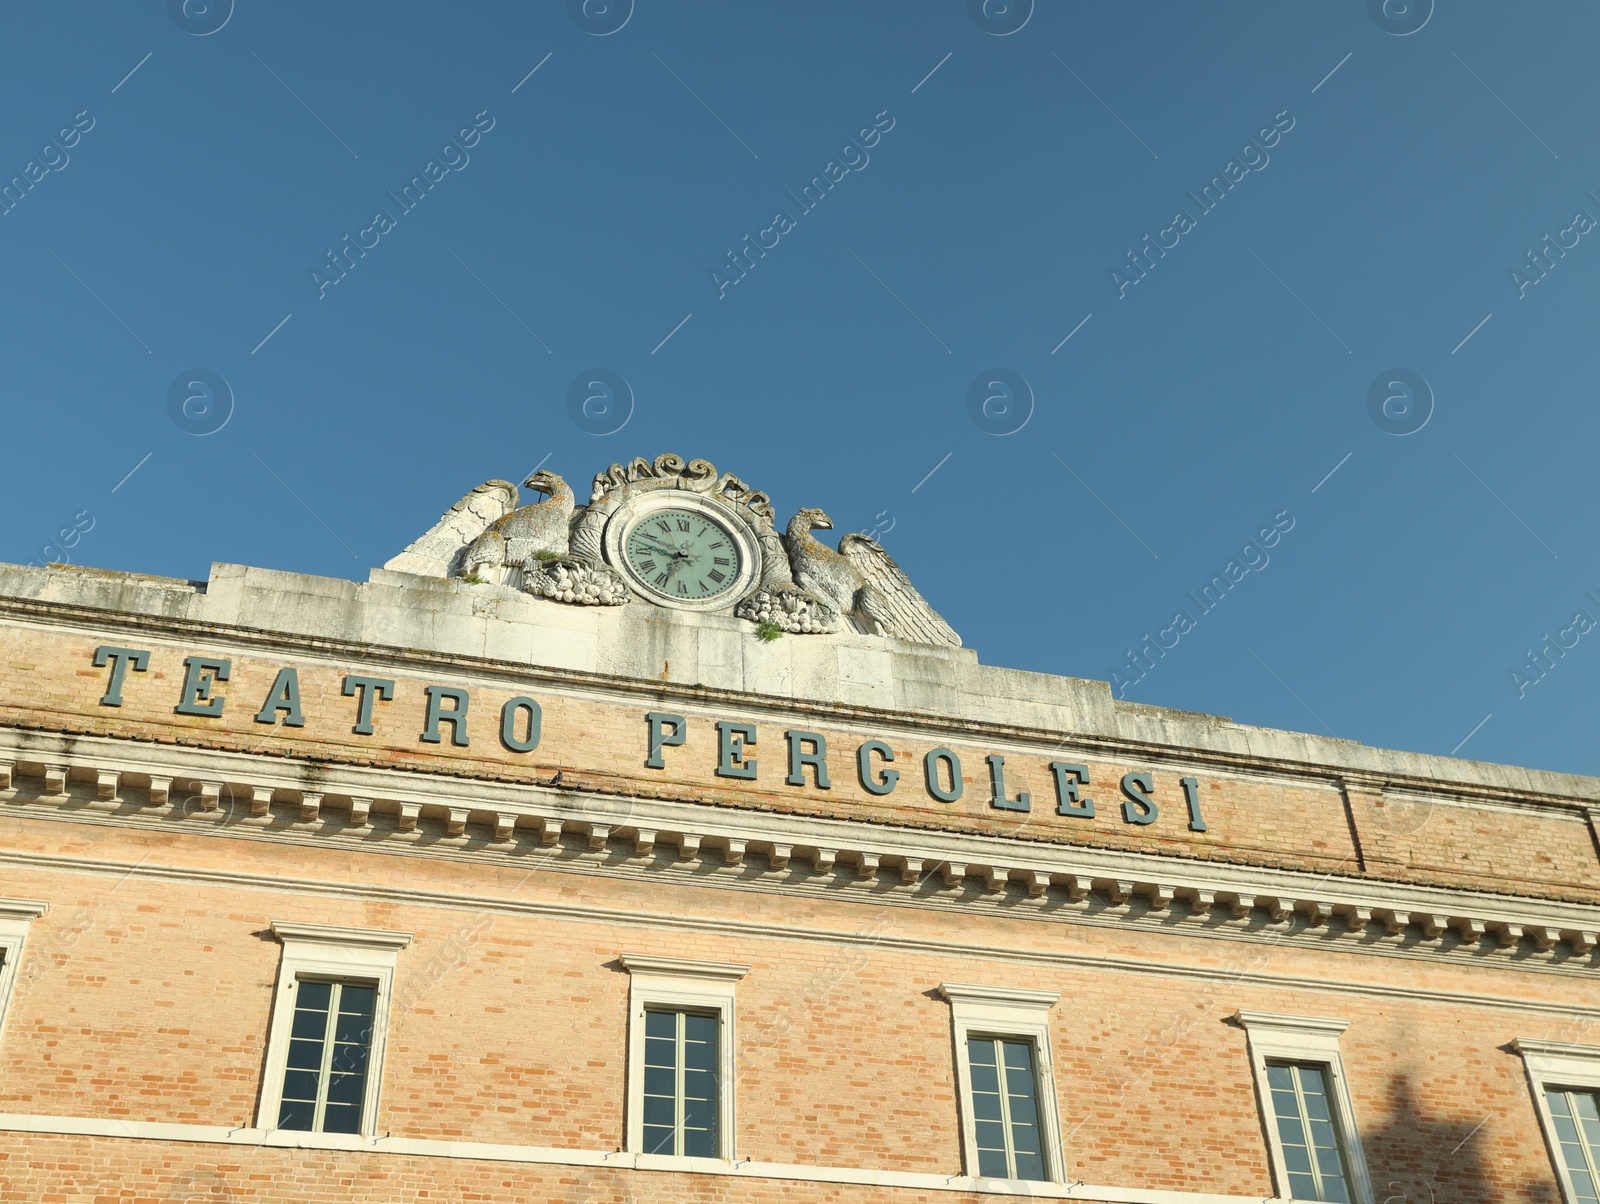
[[3, 2, 1597, 776]]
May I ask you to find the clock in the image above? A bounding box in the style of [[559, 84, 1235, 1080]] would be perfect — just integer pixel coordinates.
[[620, 506, 744, 602]]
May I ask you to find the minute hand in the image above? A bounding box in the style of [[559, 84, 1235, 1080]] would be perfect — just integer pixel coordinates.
[[637, 533, 681, 557]]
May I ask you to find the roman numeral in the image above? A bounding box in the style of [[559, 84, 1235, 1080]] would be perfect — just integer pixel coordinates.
[[640, 559, 657, 573], [713, 557, 729, 566], [710, 540, 725, 549], [656, 520, 670, 533], [707, 569, 725, 583], [676, 519, 690, 532], [697, 525, 708, 537], [676, 580, 688, 595], [654, 573, 669, 587]]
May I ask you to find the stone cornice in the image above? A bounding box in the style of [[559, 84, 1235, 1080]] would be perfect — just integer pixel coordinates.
[[1234, 1009, 1350, 1037], [618, 954, 750, 982], [3, 730, 1600, 976], [270, 920, 413, 951], [938, 982, 1060, 1010], [2, 593, 1596, 812], [0, 898, 49, 922], [1, 846, 1595, 1022]]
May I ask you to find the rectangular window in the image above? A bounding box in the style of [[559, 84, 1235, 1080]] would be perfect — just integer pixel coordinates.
[[642, 1008, 719, 1157], [967, 1035, 1047, 1181], [1267, 1062, 1353, 1202], [277, 978, 377, 1134], [0, 900, 49, 1044], [939, 982, 1062, 1183], [1545, 1088, 1600, 1204]]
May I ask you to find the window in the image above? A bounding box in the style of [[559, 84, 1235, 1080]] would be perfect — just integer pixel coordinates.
[[277, 979, 377, 1134], [1237, 1010, 1373, 1204], [939, 981, 1063, 1184], [967, 1034, 1047, 1180], [642, 1008, 719, 1156], [258, 921, 411, 1138], [0, 899, 48, 1040], [1266, 1061, 1355, 1202], [620, 953, 749, 1161], [1545, 1087, 1600, 1202], [1514, 1038, 1600, 1204]]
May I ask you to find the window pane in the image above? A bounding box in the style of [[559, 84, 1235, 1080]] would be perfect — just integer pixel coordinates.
[[976, 1146, 1010, 1179], [969, 1059, 1000, 1095], [643, 1066, 674, 1098], [326, 1071, 365, 1106], [645, 1010, 675, 1038], [280, 1069, 319, 1103], [683, 1124, 716, 1159], [286, 1038, 323, 1071], [339, 984, 376, 1016], [277, 1098, 315, 1131], [296, 980, 331, 1010], [683, 1094, 715, 1132], [321, 1102, 362, 1135], [642, 1125, 675, 1155], [1013, 1150, 1046, 1181], [974, 1119, 1007, 1152]]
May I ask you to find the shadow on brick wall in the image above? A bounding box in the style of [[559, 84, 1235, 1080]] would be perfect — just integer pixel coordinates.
[[1362, 1075, 1557, 1204]]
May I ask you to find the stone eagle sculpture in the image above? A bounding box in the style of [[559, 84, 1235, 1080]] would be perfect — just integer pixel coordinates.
[[459, 469, 575, 578], [383, 469, 628, 605], [782, 508, 961, 647]]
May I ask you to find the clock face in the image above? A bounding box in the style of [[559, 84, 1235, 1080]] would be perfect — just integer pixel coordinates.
[[622, 508, 743, 601]]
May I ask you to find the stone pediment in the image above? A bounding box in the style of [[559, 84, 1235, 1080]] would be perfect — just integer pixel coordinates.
[[383, 454, 961, 647]]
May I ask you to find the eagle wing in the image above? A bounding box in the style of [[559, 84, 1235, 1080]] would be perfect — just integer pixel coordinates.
[[383, 480, 518, 578], [838, 534, 961, 647]]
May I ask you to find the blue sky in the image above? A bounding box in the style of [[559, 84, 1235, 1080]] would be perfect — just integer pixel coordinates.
[[3, 2, 1598, 776]]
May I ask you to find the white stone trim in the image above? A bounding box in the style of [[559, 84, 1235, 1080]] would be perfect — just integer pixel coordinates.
[[5, 732, 1599, 970], [255, 920, 412, 1136], [939, 980, 1065, 1185], [1514, 1038, 1600, 1204], [0, 1110, 1289, 1202], [1236, 1010, 1374, 1204], [621, 953, 749, 1161], [0, 898, 48, 1048]]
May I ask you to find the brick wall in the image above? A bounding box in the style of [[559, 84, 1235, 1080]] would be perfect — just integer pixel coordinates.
[[0, 818, 1581, 1202]]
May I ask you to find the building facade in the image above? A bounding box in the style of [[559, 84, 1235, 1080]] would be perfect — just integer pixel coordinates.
[[1, 455, 1599, 1203]]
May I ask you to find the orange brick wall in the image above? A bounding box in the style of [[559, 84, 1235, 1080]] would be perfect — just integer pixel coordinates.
[[0, 817, 1581, 1202]]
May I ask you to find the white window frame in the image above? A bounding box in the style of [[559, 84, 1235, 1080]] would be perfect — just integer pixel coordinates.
[[620, 953, 749, 1163], [1236, 1009, 1374, 1204], [939, 981, 1064, 1184], [1514, 1037, 1600, 1204], [0, 899, 49, 1042], [257, 920, 412, 1137]]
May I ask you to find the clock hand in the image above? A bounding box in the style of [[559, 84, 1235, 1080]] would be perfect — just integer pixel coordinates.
[[636, 533, 680, 557]]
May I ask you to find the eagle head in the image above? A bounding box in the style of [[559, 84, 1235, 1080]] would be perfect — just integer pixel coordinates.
[[798, 507, 833, 531], [523, 468, 562, 497]]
